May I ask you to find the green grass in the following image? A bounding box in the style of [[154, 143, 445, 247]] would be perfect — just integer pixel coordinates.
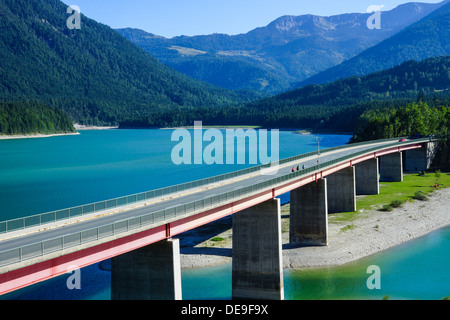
[[340, 224, 356, 233], [331, 172, 450, 223]]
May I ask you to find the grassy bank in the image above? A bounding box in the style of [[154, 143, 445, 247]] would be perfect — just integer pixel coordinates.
[[332, 171, 450, 223]]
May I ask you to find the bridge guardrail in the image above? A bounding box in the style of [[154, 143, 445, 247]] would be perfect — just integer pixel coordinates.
[[0, 137, 434, 267], [0, 136, 406, 235]]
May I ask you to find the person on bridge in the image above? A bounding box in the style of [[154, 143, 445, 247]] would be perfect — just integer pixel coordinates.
[[292, 167, 295, 172], [302, 165, 305, 170]]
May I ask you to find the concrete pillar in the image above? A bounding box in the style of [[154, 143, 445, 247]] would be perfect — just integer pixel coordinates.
[[289, 179, 328, 246], [405, 147, 427, 172], [326, 166, 357, 213], [405, 143, 437, 172], [380, 152, 403, 182], [355, 158, 380, 195], [111, 239, 182, 300], [232, 198, 284, 300]]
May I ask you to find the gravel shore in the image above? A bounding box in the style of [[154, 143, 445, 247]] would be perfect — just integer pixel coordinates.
[[0, 132, 80, 140], [178, 187, 450, 270]]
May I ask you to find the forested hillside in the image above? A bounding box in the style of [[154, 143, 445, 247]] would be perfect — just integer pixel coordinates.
[[251, 56, 450, 110], [2, 0, 449, 135], [120, 56, 450, 131], [352, 102, 449, 142], [0, 0, 247, 127], [352, 101, 450, 170], [0, 101, 75, 135]]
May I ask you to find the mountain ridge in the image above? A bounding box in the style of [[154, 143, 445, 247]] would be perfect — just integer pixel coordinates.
[[117, 1, 447, 94], [298, 0, 450, 87]]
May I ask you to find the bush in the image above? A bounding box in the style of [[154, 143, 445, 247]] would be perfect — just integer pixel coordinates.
[[435, 170, 442, 186], [381, 204, 394, 212], [413, 191, 428, 201], [390, 199, 405, 208]]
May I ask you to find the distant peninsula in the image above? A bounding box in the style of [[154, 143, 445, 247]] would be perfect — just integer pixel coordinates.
[[0, 101, 76, 137]]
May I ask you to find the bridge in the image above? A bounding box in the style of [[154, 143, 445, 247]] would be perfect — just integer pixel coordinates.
[[0, 137, 438, 299]]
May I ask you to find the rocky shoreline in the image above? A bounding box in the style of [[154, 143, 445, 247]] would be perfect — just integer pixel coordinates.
[[177, 187, 450, 270]]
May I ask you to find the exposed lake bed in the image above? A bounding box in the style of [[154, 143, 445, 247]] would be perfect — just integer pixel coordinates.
[[178, 187, 450, 270]]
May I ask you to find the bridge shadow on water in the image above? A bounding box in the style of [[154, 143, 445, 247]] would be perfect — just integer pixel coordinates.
[[180, 247, 232, 258]]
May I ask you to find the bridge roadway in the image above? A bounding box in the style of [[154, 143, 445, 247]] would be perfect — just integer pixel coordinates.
[[0, 139, 407, 252], [0, 137, 429, 296]]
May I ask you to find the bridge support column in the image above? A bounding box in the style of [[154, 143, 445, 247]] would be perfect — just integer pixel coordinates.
[[232, 198, 284, 300], [380, 152, 403, 182], [289, 178, 328, 246], [327, 166, 356, 213], [111, 239, 182, 300], [355, 158, 379, 195], [405, 142, 437, 172]]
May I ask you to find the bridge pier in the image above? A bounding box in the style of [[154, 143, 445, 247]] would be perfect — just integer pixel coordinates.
[[289, 179, 328, 246], [326, 166, 357, 213], [111, 239, 182, 300], [380, 152, 403, 182], [355, 158, 380, 195], [405, 142, 437, 172], [232, 198, 284, 300]]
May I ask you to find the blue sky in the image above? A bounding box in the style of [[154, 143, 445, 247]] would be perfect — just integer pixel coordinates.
[[61, 0, 443, 38]]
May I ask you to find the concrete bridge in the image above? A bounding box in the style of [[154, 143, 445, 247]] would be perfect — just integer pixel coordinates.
[[0, 137, 438, 299]]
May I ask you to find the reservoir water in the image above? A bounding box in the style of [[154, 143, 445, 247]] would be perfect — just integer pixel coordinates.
[[0, 129, 448, 300]]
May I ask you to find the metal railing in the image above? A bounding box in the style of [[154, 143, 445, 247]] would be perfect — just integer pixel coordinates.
[[0, 162, 270, 234], [0, 136, 404, 235], [0, 137, 434, 267]]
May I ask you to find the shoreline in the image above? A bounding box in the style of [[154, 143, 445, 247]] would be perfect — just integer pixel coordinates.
[[0, 132, 80, 140], [0, 124, 118, 140], [177, 187, 450, 270], [74, 124, 118, 130]]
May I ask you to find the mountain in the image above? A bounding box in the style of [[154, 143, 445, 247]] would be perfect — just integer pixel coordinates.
[[117, 1, 446, 95], [247, 54, 450, 131], [299, 0, 450, 87], [120, 56, 450, 131], [251, 55, 450, 110], [0, 0, 248, 126]]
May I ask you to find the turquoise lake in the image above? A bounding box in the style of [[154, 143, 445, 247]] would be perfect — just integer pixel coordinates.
[[0, 129, 449, 300]]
